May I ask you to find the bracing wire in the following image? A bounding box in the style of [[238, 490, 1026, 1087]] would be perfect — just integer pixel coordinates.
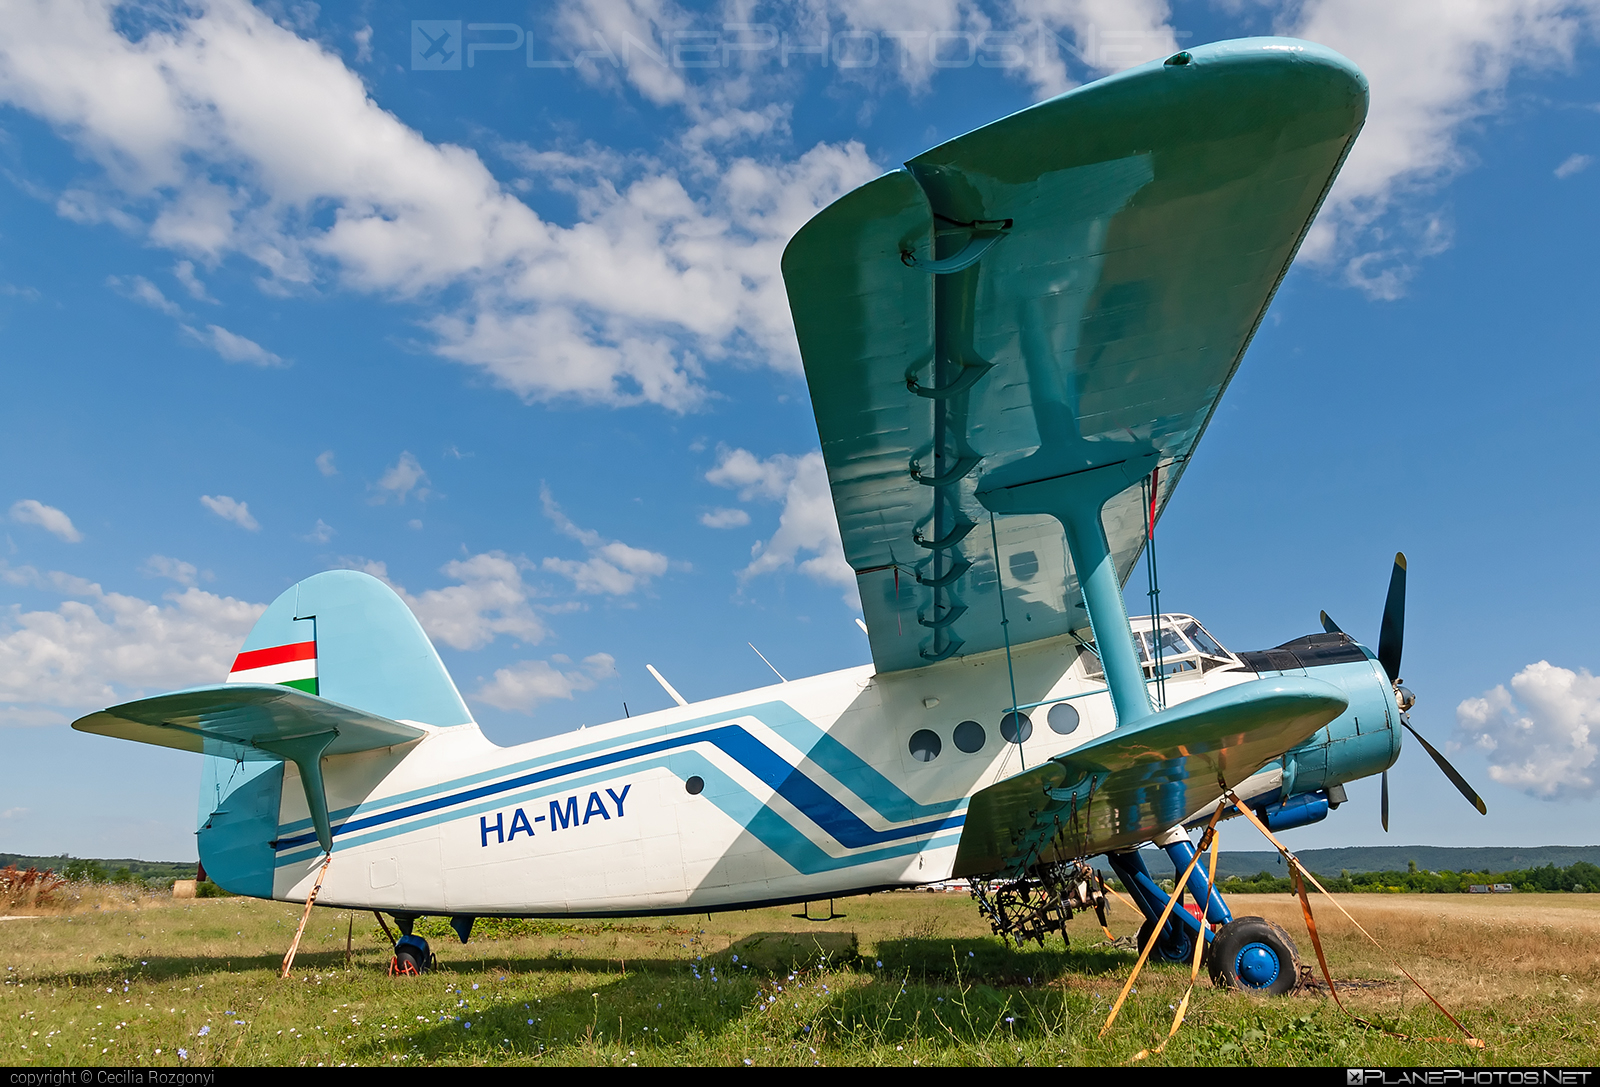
[[990, 512, 1024, 770], [1144, 468, 1167, 710]]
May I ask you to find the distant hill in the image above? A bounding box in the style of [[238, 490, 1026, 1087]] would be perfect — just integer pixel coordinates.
[[1137, 845, 1600, 881], [0, 852, 195, 884]]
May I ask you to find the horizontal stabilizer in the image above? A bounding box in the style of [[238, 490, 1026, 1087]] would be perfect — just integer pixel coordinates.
[[954, 676, 1348, 877], [72, 683, 428, 759], [75, 685, 429, 855]]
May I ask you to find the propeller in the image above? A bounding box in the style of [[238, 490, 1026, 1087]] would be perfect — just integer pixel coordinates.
[[1323, 552, 1486, 831]]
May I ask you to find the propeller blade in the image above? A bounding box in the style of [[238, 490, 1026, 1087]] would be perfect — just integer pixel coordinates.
[[1377, 552, 1406, 683], [1381, 769, 1389, 832], [1320, 610, 1344, 635], [1400, 717, 1488, 816]]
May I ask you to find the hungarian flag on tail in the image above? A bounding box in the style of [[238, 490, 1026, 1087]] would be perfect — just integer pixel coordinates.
[[227, 640, 317, 695]]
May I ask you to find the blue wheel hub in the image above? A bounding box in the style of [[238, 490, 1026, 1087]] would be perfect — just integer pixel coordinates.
[[1234, 942, 1281, 988]]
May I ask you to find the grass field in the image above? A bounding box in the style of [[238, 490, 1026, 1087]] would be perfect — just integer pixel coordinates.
[[4, 888, 1597, 1066]]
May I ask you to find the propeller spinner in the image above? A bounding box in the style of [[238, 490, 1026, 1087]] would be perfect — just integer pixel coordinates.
[[1323, 552, 1486, 831]]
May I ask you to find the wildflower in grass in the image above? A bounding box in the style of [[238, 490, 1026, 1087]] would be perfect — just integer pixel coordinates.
[[197, 1025, 210, 1036], [178, 1048, 187, 1060]]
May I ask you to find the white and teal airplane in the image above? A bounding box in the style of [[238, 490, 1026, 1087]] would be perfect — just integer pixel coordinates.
[[73, 38, 1483, 994]]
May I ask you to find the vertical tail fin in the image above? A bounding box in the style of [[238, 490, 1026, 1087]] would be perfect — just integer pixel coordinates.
[[200, 570, 472, 889], [226, 569, 472, 727]]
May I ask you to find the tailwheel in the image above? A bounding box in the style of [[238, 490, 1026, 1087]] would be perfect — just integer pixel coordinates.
[[1208, 916, 1299, 995], [390, 934, 434, 976], [1137, 917, 1204, 965]]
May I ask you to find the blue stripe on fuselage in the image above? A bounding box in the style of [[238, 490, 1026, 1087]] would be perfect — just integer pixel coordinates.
[[273, 717, 964, 853]]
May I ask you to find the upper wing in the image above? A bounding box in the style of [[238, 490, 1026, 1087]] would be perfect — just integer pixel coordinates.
[[72, 684, 427, 759], [783, 39, 1367, 673], [952, 675, 1348, 877]]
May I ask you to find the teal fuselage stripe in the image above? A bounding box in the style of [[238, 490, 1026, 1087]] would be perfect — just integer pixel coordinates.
[[275, 701, 960, 837], [277, 748, 965, 875], [272, 710, 968, 876]]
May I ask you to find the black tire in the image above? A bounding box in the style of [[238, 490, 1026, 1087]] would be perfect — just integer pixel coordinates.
[[1137, 916, 1204, 965], [1208, 916, 1300, 995]]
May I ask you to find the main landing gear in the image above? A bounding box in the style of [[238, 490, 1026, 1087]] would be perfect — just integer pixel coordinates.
[[1105, 842, 1302, 995]]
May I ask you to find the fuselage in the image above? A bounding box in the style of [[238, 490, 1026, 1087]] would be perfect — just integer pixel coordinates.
[[198, 620, 1401, 917]]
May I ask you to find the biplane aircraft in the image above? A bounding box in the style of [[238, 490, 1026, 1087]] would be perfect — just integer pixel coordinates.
[[73, 37, 1485, 994]]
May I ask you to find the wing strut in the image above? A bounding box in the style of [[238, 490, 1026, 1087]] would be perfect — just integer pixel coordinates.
[[979, 452, 1158, 726]]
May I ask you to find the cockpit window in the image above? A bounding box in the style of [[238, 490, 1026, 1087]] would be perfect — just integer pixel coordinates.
[[1082, 615, 1239, 681], [1180, 620, 1228, 658], [1138, 628, 1191, 661]]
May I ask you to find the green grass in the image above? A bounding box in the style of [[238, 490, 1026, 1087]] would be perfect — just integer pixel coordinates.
[[3, 892, 1596, 1066]]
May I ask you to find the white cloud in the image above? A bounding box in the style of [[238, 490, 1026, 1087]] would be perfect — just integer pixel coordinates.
[[181, 323, 285, 367], [350, 554, 547, 651], [700, 507, 751, 528], [0, 0, 878, 411], [705, 445, 798, 501], [172, 259, 214, 301], [1285, 0, 1600, 296], [199, 494, 259, 531], [473, 652, 617, 713], [302, 518, 335, 543], [1555, 152, 1593, 178], [141, 554, 199, 586], [1457, 660, 1600, 800], [370, 452, 429, 504], [0, 565, 265, 716], [107, 273, 182, 317], [315, 450, 337, 476], [548, 0, 694, 107], [705, 447, 855, 598], [1000, 0, 1179, 97], [540, 486, 672, 595], [9, 499, 82, 542]]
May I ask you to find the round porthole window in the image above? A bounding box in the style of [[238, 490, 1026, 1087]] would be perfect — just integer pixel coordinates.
[[908, 729, 941, 762], [1048, 702, 1080, 735], [1001, 711, 1033, 744], [685, 775, 705, 795], [953, 719, 986, 753]]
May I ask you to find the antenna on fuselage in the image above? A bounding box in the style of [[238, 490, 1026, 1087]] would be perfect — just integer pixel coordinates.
[[646, 664, 689, 707], [748, 642, 788, 683], [855, 618, 868, 635]]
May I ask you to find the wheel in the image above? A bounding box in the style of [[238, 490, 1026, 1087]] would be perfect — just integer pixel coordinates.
[[390, 934, 432, 976], [1137, 916, 1203, 965], [1208, 916, 1299, 995]]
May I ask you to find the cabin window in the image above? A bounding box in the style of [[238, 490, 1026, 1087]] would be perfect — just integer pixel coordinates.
[[953, 720, 986, 753], [1048, 702, 1080, 735], [908, 729, 941, 762], [1000, 711, 1032, 744]]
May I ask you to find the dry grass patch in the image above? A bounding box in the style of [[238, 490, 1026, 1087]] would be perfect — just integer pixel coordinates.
[[3, 891, 1596, 1066]]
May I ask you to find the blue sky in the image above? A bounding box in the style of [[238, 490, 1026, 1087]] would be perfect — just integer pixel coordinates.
[[2, 0, 1598, 862]]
